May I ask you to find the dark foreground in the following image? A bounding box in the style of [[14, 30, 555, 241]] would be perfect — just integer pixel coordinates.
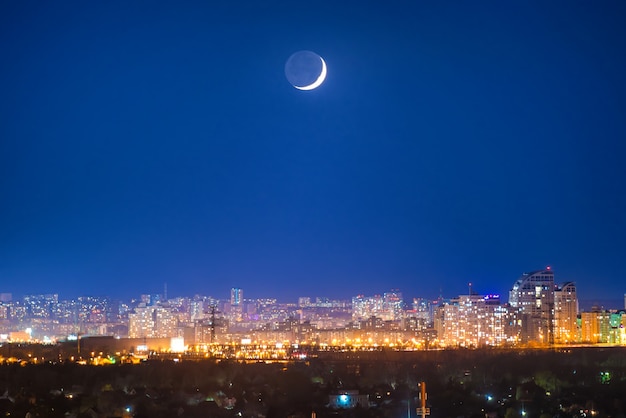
[[1, 347, 625, 418]]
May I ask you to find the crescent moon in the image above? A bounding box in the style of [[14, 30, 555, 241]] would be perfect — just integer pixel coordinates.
[[294, 57, 327, 91]]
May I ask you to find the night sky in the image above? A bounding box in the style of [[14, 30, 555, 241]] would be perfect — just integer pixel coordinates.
[[1, 1, 625, 302]]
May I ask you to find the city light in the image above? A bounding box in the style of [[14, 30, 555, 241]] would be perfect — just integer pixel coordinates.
[[0, 275, 624, 360]]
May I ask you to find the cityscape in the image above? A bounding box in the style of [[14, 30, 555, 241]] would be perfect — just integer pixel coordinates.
[[2, 268, 625, 358], [2, 1, 626, 416], [3, 268, 626, 417]]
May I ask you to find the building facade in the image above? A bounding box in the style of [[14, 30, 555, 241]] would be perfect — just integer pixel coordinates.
[[129, 304, 178, 338], [509, 268, 555, 345], [435, 294, 519, 347], [554, 281, 578, 344]]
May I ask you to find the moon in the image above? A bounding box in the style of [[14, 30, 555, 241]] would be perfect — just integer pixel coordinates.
[[285, 50, 327, 90]]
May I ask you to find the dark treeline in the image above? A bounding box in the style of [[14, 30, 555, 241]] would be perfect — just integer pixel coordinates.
[[1, 347, 625, 418]]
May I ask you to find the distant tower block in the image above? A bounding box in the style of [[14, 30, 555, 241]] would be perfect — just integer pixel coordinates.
[[231, 288, 243, 306]]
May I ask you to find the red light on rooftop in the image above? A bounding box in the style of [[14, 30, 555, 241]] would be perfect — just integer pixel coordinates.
[[546, 266, 551, 270]]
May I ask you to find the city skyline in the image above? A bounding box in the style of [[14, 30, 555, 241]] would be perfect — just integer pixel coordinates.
[[1, 272, 624, 311], [2, 272, 625, 349], [2, 2, 625, 302], [1, 265, 625, 309]]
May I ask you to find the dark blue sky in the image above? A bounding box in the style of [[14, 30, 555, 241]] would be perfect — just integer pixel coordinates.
[[1, 1, 625, 302]]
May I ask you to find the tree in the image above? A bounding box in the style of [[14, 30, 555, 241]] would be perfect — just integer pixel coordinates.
[[504, 407, 520, 418]]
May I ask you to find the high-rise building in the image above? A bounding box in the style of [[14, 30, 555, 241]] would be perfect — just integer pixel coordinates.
[[129, 304, 178, 338], [128, 305, 154, 338], [231, 288, 242, 306], [154, 306, 177, 337], [383, 290, 404, 321], [435, 294, 519, 347], [23, 294, 58, 319], [0, 304, 9, 322], [351, 292, 404, 322], [352, 295, 384, 322], [190, 300, 205, 322], [580, 309, 611, 343], [410, 298, 433, 325], [554, 282, 578, 343], [228, 288, 244, 322], [609, 312, 626, 344], [509, 268, 555, 345]]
